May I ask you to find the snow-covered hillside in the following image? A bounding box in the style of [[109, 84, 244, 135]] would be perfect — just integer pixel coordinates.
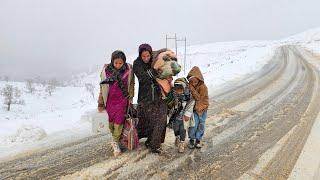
[[176, 41, 277, 94], [279, 27, 320, 54], [1, 27, 320, 160]]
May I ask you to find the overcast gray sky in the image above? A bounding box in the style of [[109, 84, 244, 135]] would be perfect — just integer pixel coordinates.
[[0, 0, 319, 80]]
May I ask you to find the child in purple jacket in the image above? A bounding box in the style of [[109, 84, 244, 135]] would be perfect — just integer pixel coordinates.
[[98, 50, 135, 157]]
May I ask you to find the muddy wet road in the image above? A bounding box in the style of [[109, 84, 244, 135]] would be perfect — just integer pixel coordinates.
[[1, 46, 320, 180]]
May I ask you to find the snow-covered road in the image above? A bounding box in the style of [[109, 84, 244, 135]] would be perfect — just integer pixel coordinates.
[[1, 45, 320, 179]]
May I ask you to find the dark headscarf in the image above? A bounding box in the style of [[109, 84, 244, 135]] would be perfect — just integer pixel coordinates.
[[138, 43, 153, 57]]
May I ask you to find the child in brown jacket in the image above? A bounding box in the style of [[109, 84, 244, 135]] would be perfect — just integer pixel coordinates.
[[187, 66, 209, 149]]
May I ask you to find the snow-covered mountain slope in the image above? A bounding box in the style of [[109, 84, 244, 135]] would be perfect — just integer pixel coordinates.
[[284, 27, 320, 43]]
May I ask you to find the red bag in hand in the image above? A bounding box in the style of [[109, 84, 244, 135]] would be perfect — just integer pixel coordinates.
[[120, 105, 139, 150]]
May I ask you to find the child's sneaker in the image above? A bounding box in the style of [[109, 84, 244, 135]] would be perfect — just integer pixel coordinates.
[[188, 139, 195, 149], [178, 141, 185, 153], [195, 140, 202, 149], [175, 136, 180, 147], [111, 141, 121, 157]]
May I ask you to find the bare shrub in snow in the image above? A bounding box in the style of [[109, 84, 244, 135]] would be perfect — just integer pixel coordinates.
[[26, 79, 36, 93], [85, 83, 95, 98], [45, 81, 56, 96], [1, 84, 25, 111], [50, 78, 61, 87]]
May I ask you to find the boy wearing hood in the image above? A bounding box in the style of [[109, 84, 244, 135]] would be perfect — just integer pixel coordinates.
[[166, 78, 195, 153], [187, 66, 209, 149]]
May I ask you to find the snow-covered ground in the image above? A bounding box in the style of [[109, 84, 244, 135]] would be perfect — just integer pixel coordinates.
[[1, 27, 320, 161], [0, 81, 99, 159]]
